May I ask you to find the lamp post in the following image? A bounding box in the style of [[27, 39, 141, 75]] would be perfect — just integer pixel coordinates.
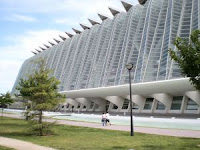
[[125, 63, 134, 136]]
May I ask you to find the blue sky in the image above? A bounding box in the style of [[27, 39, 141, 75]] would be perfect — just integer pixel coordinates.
[[0, 0, 138, 93]]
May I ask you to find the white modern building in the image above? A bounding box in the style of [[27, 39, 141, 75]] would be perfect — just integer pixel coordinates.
[[12, 0, 200, 115]]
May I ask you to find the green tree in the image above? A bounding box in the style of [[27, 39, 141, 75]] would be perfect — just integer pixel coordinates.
[[169, 29, 200, 90], [0, 92, 14, 119], [16, 59, 65, 135]]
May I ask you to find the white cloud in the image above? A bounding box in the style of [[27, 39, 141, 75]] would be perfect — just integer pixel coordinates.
[[53, 0, 138, 29], [0, 0, 139, 93], [0, 29, 67, 93], [2, 0, 138, 15], [55, 18, 78, 26], [0, 60, 22, 93], [6, 14, 37, 22]]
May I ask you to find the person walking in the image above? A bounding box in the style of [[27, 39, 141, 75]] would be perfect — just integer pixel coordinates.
[[106, 112, 111, 125], [101, 112, 106, 126]]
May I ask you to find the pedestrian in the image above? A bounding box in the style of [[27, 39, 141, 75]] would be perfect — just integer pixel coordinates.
[[106, 112, 111, 125], [102, 112, 106, 126]]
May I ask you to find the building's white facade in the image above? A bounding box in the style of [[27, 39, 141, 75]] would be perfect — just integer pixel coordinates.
[[12, 0, 200, 114]]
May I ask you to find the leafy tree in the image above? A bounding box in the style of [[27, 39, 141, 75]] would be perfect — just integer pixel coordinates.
[[16, 59, 65, 135], [169, 29, 200, 90], [0, 92, 14, 119]]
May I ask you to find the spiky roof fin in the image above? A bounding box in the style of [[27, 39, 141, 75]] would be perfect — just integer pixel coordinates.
[[39, 47, 46, 51], [48, 41, 55, 46], [80, 24, 90, 30], [121, 1, 133, 12], [65, 32, 74, 38], [72, 28, 81, 34], [98, 13, 109, 21], [138, 0, 148, 5], [59, 35, 67, 41], [35, 49, 41, 53], [43, 44, 50, 48], [54, 38, 60, 43], [31, 51, 37, 55], [108, 7, 120, 16], [88, 19, 100, 25]]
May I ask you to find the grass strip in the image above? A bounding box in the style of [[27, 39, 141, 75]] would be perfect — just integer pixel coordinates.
[[0, 117, 200, 150]]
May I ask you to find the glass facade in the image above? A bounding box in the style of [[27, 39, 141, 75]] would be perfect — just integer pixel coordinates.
[[156, 101, 165, 110], [112, 104, 118, 109], [11, 0, 200, 95], [89, 102, 95, 109], [122, 99, 129, 109], [186, 98, 198, 110], [170, 96, 183, 110], [144, 98, 154, 110]]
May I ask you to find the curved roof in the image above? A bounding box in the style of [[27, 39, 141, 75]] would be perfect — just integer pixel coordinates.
[[60, 78, 196, 98]]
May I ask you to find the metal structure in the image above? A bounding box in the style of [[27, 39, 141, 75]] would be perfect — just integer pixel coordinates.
[[11, 0, 200, 115]]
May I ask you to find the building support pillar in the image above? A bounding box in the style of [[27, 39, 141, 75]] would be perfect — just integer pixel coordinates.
[[101, 96, 124, 112], [75, 98, 91, 111], [124, 95, 146, 112], [87, 97, 106, 111], [185, 91, 200, 114], [151, 93, 173, 113], [67, 98, 79, 111]]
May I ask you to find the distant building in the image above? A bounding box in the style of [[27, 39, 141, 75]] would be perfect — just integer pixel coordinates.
[[12, 0, 200, 115]]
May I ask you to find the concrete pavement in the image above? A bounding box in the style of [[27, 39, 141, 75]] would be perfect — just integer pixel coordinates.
[[0, 136, 56, 150]]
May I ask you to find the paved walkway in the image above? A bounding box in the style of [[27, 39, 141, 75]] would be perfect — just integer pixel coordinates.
[[2, 114, 200, 138], [51, 119, 200, 138], [0, 136, 56, 150]]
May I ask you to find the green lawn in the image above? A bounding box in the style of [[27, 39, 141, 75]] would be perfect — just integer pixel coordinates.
[[0, 117, 200, 150]]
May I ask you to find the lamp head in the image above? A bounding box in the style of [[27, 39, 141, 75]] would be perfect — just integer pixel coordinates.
[[126, 63, 134, 70]]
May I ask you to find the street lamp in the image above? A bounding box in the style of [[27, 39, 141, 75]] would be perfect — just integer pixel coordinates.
[[125, 63, 134, 136]]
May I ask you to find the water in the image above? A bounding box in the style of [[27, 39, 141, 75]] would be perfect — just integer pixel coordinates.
[[53, 114, 200, 131], [4, 109, 200, 130]]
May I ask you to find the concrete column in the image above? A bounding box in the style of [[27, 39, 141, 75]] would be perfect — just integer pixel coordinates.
[[101, 96, 124, 111], [180, 96, 187, 114], [67, 98, 79, 108], [151, 99, 157, 113], [87, 97, 106, 111], [185, 91, 200, 106], [64, 104, 68, 113], [151, 93, 173, 113], [124, 95, 146, 112], [75, 98, 91, 111]]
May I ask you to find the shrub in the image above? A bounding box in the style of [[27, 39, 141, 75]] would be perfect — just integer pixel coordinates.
[[28, 120, 56, 136]]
